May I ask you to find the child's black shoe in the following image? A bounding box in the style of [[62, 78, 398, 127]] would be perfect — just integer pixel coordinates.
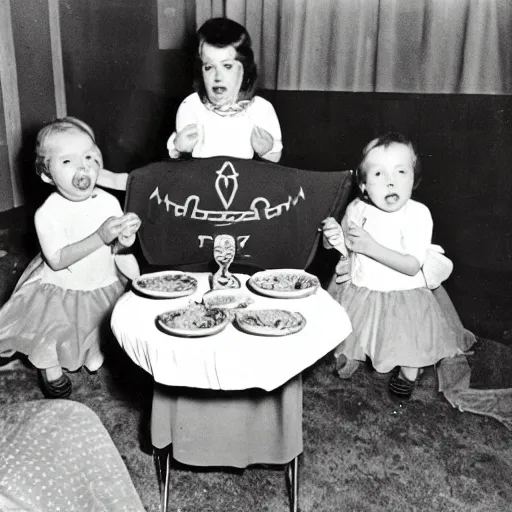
[[39, 370, 72, 399], [388, 367, 417, 400]]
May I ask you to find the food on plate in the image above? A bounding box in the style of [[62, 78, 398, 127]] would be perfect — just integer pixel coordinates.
[[156, 303, 229, 337], [133, 271, 197, 297], [158, 303, 226, 330], [253, 273, 317, 291], [206, 294, 238, 306], [235, 309, 306, 336], [202, 289, 254, 309], [248, 270, 320, 298]]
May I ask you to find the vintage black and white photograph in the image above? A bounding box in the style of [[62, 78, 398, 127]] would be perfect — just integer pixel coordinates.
[[0, 1, 511, 510]]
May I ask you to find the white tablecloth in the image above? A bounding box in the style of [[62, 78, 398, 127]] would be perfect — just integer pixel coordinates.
[[111, 273, 352, 391]]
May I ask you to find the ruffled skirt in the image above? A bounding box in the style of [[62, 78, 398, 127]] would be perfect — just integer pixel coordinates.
[[328, 282, 462, 373], [0, 256, 125, 371]]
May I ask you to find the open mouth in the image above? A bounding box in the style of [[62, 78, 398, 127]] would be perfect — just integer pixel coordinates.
[[72, 174, 92, 191], [385, 193, 399, 204], [212, 86, 226, 95]]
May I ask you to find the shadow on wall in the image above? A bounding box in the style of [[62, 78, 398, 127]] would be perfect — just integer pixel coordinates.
[[17, 125, 54, 218]]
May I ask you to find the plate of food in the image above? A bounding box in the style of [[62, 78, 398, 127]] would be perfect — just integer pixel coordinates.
[[235, 309, 306, 337], [247, 269, 320, 299], [156, 303, 230, 337], [133, 271, 198, 298], [202, 289, 254, 310]]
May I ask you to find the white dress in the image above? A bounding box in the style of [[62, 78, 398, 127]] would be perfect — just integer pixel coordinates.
[[167, 92, 283, 159], [0, 189, 126, 371], [329, 198, 461, 372]]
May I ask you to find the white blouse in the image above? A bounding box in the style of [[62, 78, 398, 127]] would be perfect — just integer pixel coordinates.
[[167, 93, 283, 159], [343, 198, 432, 292], [35, 189, 122, 291]]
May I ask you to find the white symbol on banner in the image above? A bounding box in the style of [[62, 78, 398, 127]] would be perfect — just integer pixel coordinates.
[[148, 160, 305, 224], [215, 161, 239, 210], [197, 235, 251, 249]]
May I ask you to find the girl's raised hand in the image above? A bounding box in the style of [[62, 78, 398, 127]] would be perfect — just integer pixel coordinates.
[[174, 124, 200, 154], [345, 223, 375, 255], [97, 216, 127, 245], [321, 217, 345, 250], [118, 213, 141, 247], [251, 126, 274, 157]]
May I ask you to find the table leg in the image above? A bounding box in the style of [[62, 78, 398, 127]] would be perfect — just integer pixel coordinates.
[[153, 447, 171, 512], [286, 455, 299, 512]]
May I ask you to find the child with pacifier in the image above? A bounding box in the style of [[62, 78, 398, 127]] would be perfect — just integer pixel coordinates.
[[322, 132, 461, 399], [0, 117, 141, 398]]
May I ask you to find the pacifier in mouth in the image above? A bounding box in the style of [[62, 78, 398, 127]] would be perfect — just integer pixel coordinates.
[[72, 174, 92, 190]]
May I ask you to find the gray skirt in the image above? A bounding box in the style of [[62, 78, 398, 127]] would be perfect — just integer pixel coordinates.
[[151, 375, 303, 468], [328, 282, 462, 373], [0, 255, 124, 371]]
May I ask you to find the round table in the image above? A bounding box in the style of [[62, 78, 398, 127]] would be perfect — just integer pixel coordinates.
[[111, 272, 352, 467], [111, 273, 352, 391]]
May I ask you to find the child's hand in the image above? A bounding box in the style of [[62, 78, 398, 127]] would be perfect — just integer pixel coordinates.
[[251, 126, 274, 157], [118, 213, 141, 247], [174, 124, 200, 154], [97, 216, 127, 245], [321, 217, 347, 255], [345, 222, 375, 255], [335, 255, 351, 284]]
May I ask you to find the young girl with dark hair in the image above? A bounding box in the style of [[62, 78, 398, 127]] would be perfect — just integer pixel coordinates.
[[167, 17, 283, 162]]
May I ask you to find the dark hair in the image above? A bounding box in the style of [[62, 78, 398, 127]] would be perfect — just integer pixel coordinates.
[[194, 17, 258, 102], [35, 116, 97, 178], [356, 132, 421, 190]]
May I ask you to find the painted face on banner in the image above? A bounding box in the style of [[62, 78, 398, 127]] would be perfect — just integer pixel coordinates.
[[213, 234, 236, 266]]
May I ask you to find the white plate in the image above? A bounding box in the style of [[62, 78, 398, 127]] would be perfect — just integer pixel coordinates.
[[202, 289, 254, 310], [248, 269, 320, 299], [133, 271, 198, 298], [235, 309, 306, 337], [156, 304, 230, 337]]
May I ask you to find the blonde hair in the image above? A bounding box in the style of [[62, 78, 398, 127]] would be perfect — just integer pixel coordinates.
[[357, 132, 421, 190], [35, 116, 98, 179]]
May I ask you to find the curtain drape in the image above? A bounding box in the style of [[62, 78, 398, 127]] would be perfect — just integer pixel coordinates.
[[192, 0, 512, 94]]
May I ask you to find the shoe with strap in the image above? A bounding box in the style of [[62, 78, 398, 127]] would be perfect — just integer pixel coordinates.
[[39, 370, 72, 399], [388, 367, 424, 400]]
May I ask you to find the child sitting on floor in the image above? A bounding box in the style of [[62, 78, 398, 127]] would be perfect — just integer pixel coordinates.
[[322, 132, 461, 399], [0, 117, 141, 398]]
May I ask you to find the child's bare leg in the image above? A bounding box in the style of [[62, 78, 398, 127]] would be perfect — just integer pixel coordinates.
[[389, 366, 423, 399], [333, 351, 360, 379], [399, 366, 419, 381], [44, 364, 64, 381], [84, 346, 104, 373]]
